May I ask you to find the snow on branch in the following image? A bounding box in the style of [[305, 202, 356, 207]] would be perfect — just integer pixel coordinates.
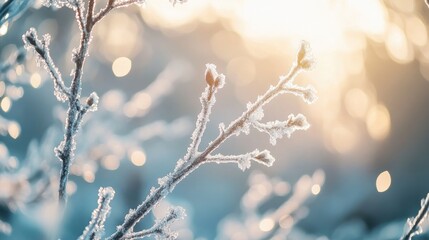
[[251, 114, 310, 145], [207, 149, 275, 171], [79, 187, 115, 240], [23, 0, 158, 207], [22, 28, 70, 102], [124, 206, 186, 240], [401, 193, 429, 240], [184, 64, 225, 160], [107, 41, 317, 240]]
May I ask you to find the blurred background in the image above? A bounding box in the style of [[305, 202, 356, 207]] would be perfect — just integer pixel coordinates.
[[1, 0, 429, 239]]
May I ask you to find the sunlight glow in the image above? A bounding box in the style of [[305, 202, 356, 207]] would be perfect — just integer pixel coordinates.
[[366, 104, 391, 140], [83, 171, 95, 183], [259, 218, 275, 232], [102, 155, 120, 171], [311, 184, 321, 195], [1, 97, 11, 112], [131, 0, 420, 157], [405, 16, 428, 47], [130, 150, 146, 166], [8, 122, 20, 139], [331, 124, 358, 153], [30, 73, 42, 88], [376, 171, 391, 193], [112, 57, 132, 77], [386, 24, 413, 63]]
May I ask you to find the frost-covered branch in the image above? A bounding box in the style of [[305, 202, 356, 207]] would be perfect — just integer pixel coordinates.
[[401, 193, 429, 240], [251, 114, 310, 145], [23, 28, 70, 101], [108, 41, 317, 240], [185, 64, 224, 160], [93, 0, 144, 24], [123, 207, 185, 240], [79, 187, 115, 240], [207, 149, 275, 171], [22, 0, 155, 206]]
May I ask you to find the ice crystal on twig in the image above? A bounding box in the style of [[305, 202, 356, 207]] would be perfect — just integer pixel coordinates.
[[23, 28, 69, 102], [79, 187, 115, 240], [124, 206, 186, 240], [401, 193, 429, 240], [207, 149, 275, 171], [252, 114, 310, 145]]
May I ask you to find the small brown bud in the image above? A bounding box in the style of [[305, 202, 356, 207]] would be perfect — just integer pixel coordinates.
[[296, 40, 315, 70], [205, 64, 217, 86], [86, 97, 94, 106], [205, 64, 225, 88], [86, 92, 99, 112]]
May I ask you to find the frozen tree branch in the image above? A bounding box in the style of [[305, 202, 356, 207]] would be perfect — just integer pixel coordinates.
[[184, 64, 225, 160], [107, 41, 317, 240], [23, 29, 70, 101], [23, 0, 147, 206], [251, 114, 310, 145], [401, 193, 429, 240], [206, 149, 275, 171], [123, 207, 185, 240], [93, 0, 144, 25], [79, 187, 115, 240]]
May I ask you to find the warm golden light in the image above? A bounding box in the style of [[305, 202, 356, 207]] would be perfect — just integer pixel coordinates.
[[95, 13, 141, 60], [8, 122, 20, 139], [101, 90, 125, 112], [405, 16, 428, 47], [102, 155, 120, 171], [134, 92, 152, 110], [330, 124, 358, 153], [130, 150, 147, 166], [311, 184, 321, 195], [83, 171, 95, 183], [259, 218, 275, 232], [366, 104, 391, 140], [66, 181, 77, 195], [112, 57, 132, 77], [376, 171, 391, 193], [344, 88, 370, 119], [30, 73, 42, 88], [1, 97, 11, 112], [386, 24, 412, 63], [227, 57, 255, 86], [15, 65, 23, 76]]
